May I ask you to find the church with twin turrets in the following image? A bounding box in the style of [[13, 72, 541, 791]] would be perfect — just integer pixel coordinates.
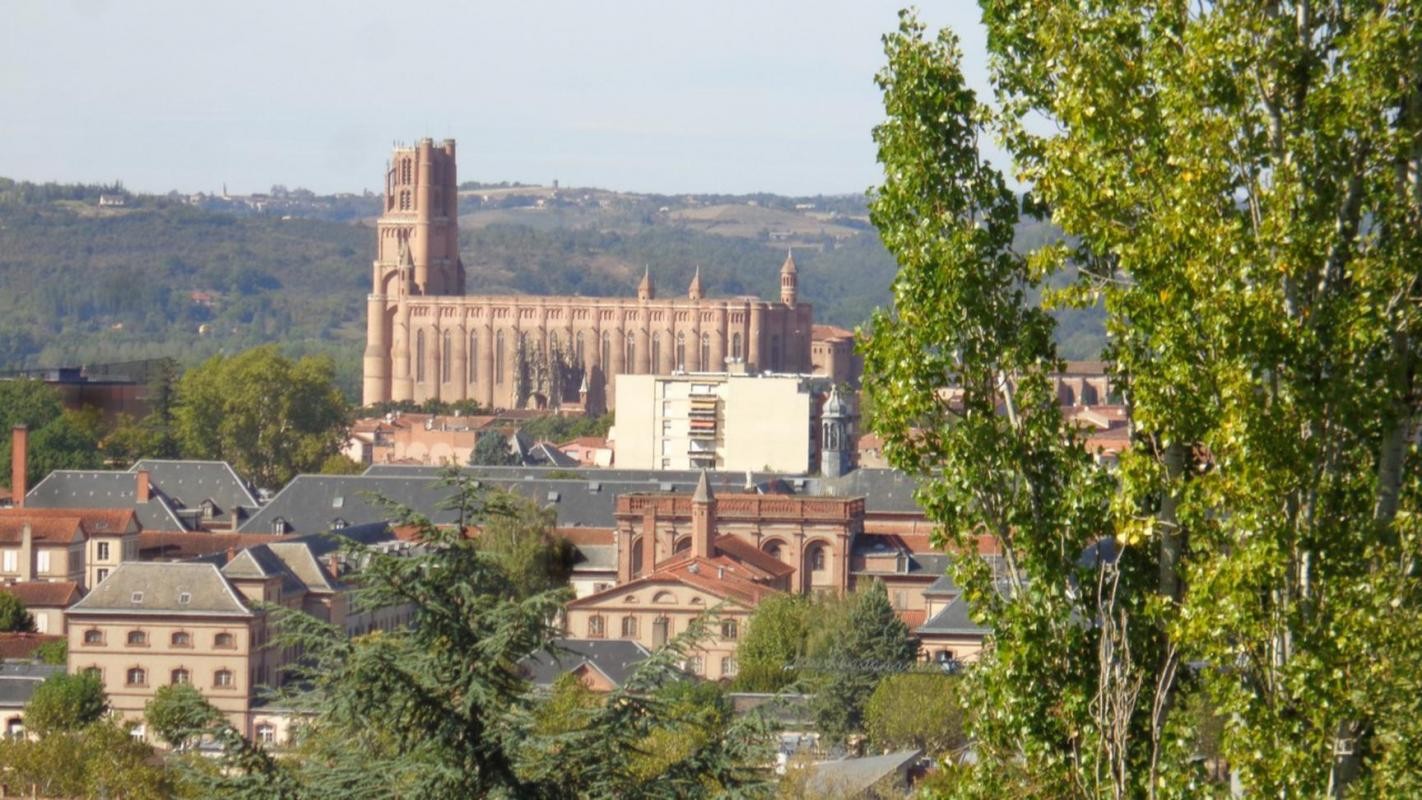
[[362, 138, 816, 412]]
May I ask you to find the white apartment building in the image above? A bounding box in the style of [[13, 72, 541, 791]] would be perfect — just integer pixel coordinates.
[[613, 370, 837, 473]]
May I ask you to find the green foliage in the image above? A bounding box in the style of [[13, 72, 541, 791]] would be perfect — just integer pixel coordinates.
[[470, 430, 518, 466], [0, 591, 35, 632], [476, 489, 575, 599], [24, 671, 108, 737], [33, 637, 66, 665], [863, 672, 965, 756], [806, 582, 917, 744], [865, 5, 1422, 797], [518, 412, 614, 443], [145, 683, 224, 751], [731, 594, 815, 692], [174, 345, 349, 488], [0, 717, 179, 799], [318, 453, 365, 475], [200, 469, 774, 798], [0, 379, 103, 486]]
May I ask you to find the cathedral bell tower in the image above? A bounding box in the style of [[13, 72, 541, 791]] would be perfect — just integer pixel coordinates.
[[780, 249, 798, 306], [363, 138, 465, 406]]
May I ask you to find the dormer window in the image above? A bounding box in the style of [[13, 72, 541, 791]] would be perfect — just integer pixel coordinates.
[[271, 518, 288, 534], [130, 592, 144, 604], [201, 500, 217, 520], [331, 518, 348, 530]]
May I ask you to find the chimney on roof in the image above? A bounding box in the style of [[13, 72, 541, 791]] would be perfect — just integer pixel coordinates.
[[10, 425, 27, 508], [225, 544, 237, 564], [135, 470, 151, 503], [19, 523, 33, 581], [327, 553, 341, 578]]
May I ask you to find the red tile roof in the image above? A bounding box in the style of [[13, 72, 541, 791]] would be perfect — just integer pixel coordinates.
[[712, 535, 796, 577], [0, 516, 84, 545], [0, 632, 63, 661], [3, 581, 82, 608], [557, 527, 615, 546], [0, 508, 138, 540], [137, 531, 284, 560], [812, 324, 855, 341]]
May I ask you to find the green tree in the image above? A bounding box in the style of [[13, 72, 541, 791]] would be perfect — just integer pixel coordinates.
[[33, 638, 67, 665], [103, 412, 162, 467], [806, 581, 916, 744], [204, 469, 772, 798], [863, 672, 965, 756], [24, 671, 108, 737], [864, 6, 1422, 798], [0, 380, 103, 486], [731, 594, 813, 692], [318, 453, 365, 475], [174, 345, 349, 488], [0, 591, 35, 632], [145, 683, 223, 751], [0, 718, 178, 800], [477, 489, 575, 599], [470, 430, 517, 466]]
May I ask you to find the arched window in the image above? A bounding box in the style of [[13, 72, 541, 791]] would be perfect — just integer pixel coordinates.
[[468, 332, 478, 382], [126, 630, 147, 646], [601, 332, 611, 368], [125, 667, 146, 687], [576, 331, 585, 362], [675, 332, 686, 370], [587, 615, 606, 639], [770, 335, 782, 371], [731, 332, 742, 360], [700, 333, 711, 370], [415, 330, 426, 383], [721, 620, 738, 640], [651, 334, 662, 371], [630, 537, 644, 575], [549, 331, 559, 355], [652, 616, 670, 647], [171, 631, 192, 647], [402, 158, 411, 183], [808, 543, 827, 571], [621, 616, 638, 638], [653, 591, 676, 604], [171, 668, 190, 685], [213, 669, 234, 688], [673, 537, 691, 554], [626, 332, 636, 371], [762, 540, 783, 561], [441, 330, 452, 383], [495, 330, 505, 384], [83, 629, 103, 645], [214, 632, 235, 649]]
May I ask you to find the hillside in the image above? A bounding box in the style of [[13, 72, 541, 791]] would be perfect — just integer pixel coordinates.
[[0, 177, 1104, 399]]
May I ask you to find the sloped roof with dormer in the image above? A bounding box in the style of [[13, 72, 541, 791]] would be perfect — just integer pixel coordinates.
[[68, 562, 253, 617], [24, 471, 187, 531]]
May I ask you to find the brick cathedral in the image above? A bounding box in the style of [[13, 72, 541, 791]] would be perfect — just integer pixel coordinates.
[[361, 138, 816, 411]]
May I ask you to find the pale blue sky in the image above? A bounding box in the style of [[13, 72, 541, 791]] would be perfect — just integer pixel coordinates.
[[0, 1, 991, 196]]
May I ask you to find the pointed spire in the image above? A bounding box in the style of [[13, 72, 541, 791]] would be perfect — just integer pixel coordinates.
[[638, 265, 654, 301], [693, 469, 714, 504], [780, 248, 797, 275], [688, 265, 704, 300]]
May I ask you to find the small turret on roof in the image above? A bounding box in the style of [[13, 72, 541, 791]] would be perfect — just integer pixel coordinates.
[[693, 469, 714, 504], [687, 266, 704, 301], [637, 265, 654, 301], [779, 249, 798, 305]]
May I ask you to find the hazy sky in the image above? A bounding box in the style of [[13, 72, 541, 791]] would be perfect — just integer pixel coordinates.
[[1, 1, 993, 196]]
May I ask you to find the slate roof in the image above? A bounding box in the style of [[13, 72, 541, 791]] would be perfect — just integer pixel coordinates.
[[242, 470, 784, 535], [0, 662, 63, 706], [916, 596, 987, 636], [519, 638, 652, 689], [221, 545, 308, 596], [128, 459, 260, 521], [809, 468, 924, 515], [24, 471, 187, 531], [807, 748, 922, 797], [68, 562, 253, 617]]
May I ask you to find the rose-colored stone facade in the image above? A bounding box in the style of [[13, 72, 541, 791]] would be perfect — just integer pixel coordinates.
[[361, 139, 815, 412]]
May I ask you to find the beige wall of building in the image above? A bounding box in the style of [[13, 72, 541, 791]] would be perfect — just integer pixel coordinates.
[[613, 372, 820, 473]]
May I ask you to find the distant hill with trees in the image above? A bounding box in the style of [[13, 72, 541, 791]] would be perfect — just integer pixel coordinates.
[[0, 176, 1103, 400]]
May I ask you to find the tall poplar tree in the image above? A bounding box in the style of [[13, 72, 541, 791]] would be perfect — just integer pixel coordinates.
[[864, 5, 1422, 798]]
